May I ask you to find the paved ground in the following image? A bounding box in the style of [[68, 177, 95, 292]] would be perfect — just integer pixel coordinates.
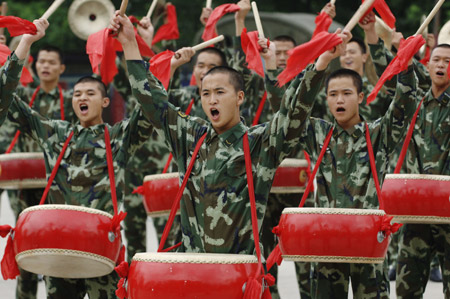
[[0, 192, 444, 298]]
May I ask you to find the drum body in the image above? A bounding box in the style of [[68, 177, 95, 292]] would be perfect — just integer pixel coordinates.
[[127, 252, 259, 299], [381, 174, 450, 224], [271, 159, 308, 193], [143, 173, 179, 216], [14, 205, 122, 278], [0, 153, 46, 189], [277, 208, 389, 264]]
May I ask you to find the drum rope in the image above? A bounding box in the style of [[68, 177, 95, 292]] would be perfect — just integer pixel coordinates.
[[251, 90, 267, 126], [393, 97, 424, 174]]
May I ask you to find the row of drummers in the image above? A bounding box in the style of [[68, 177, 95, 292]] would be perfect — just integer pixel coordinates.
[[0, 152, 448, 297]]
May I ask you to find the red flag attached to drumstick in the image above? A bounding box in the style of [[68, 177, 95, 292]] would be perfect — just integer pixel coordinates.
[[362, 0, 396, 29], [152, 4, 180, 46], [202, 4, 240, 41], [0, 16, 36, 36], [240, 28, 264, 78], [447, 61, 450, 80], [366, 34, 425, 104], [149, 50, 175, 90], [419, 45, 430, 66], [312, 11, 333, 39], [277, 31, 342, 86]]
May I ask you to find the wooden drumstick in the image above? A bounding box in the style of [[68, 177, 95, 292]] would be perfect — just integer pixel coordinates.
[[415, 0, 445, 36], [174, 35, 224, 59], [330, 0, 336, 5], [375, 16, 393, 33], [343, 0, 376, 32], [41, 0, 65, 20], [119, 0, 129, 17], [206, 0, 212, 9], [251, 1, 264, 39], [146, 0, 158, 19], [0, 2, 8, 36]]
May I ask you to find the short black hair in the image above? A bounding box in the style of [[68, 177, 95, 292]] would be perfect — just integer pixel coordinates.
[[273, 35, 297, 47], [37, 45, 64, 64], [325, 68, 363, 94], [431, 43, 450, 56], [195, 47, 227, 67], [203, 66, 244, 92], [74, 76, 108, 98], [348, 37, 367, 54]]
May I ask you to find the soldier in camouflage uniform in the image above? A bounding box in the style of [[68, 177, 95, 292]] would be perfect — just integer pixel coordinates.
[[0, 19, 155, 299], [362, 14, 450, 298], [112, 13, 330, 256], [0, 39, 75, 299], [268, 28, 420, 297]]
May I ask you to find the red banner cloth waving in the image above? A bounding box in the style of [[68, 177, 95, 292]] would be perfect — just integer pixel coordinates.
[[240, 28, 264, 78], [277, 31, 342, 86], [366, 34, 425, 104], [202, 4, 240, 41], [0, 16, 37, 37], [149, 50, 175, 90], [152, 4, 180, 46], [362, 0, 396, 29], [312, 12, 333, 39]]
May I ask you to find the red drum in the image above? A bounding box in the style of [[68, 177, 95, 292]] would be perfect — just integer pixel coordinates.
[[0, 153, 46, 189], [381, 174, 450, 224], [14, 204, 122, 278], [127, 252, 259, 298], [271, 159, 309, 193], [143, 173, 179, 216], [277, 208, 390, 264]]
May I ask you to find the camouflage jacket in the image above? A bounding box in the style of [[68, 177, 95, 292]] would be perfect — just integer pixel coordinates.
[[168, 85, 205, 119], [128, 60, 324, 254], [268, 66, 418, 208], [0, 55, 153, 214]]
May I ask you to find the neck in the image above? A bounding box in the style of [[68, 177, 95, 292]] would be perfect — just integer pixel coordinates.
[[431, 82, 450, 99], [80, 118, 103, 128], [338, 115, 362, 131], [40, 80, 59, 94]]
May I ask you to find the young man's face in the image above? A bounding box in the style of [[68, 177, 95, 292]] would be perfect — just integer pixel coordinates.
[[201, 72, 244, 135], [274, 40, 295, 69], [427, 47, 450, 90], [35, 50, 65, 84], [193, 52, 223, 90], [327, 76, 364, 130], [339, 42, 367, 76], [72, 81, 109, 128]]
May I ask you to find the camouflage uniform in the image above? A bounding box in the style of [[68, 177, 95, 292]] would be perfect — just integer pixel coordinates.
[[370, 39, 450, 298], [271, 65, 418, 298], [129, 59, 325, 254], [0, 54, 154, 299]]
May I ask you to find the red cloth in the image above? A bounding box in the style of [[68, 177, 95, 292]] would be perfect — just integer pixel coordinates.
[[419, 45, 430, 66], [202, 4, 240, 41], [135, 29, 155, 58], [152, 4, 179, 46], [0, 228, 19, 280], [277, 31, 342, 86], [20, 68, 33, 86], [366, 34, 425, 104], [189, 73, 197, 86], [312, 11, 332, 39], [240, 28, 264, 78], [362, 0, 396, 29], [0, 45, 33, 86], [0, 16, 37, 37], [149, 50, 175, 90]]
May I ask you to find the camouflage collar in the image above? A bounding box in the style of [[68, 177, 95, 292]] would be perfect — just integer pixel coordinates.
[[425, 86, 450, 106], [73, 123, 107, 136], [217, 121, 247, 147], [332, 118, 365, 140], [36, 86, 60, 98]]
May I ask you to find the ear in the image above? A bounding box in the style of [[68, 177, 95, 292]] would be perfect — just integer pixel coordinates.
[[362, 53, 368, 64], [102, 97, 110, 108], [59, 64, 66, 75], [236, 90, 245, 107], [358, 92, 364, 104]]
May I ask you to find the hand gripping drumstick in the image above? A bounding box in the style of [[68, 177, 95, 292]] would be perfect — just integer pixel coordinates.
[[174, 35, 224, 59], [415, 0, 444, 36], [343, 0, 376, 32], [330, 0, 336, 5], [41, 0, 65, 20], [206, 0, 212, 9], [146, 0, 158, 19], [0, 2, 7, 35]]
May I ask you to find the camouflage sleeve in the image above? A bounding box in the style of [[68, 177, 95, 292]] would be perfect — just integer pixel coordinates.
[[266, 64, 326, 161], [113, 55, 132, 100], [265, 69, 284, 113], [378, 64, 418, 155], [413, 59, 431, 91], [0, 54, 24, 125]]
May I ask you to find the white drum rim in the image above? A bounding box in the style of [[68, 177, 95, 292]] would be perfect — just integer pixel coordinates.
[[0, 152, 44, 161], [282, 207, 386, 216], [144, 172, 179, 182], [282, 254, 384, 264], [270, 186, 305, 194], [146, 210, 180, 217], [0, 179, 47, 190], [278, 158, 308, 168], [19, 204, 113, 219], [385, 173, 450, 181], [391, 215, 450, 224], [132, 252, 258, 264], [16, 248, 115, 278]]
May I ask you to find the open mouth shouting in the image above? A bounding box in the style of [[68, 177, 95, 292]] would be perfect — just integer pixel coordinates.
[[336, 107, 346, 114], [210, 107, 220, 121], [79, 103, 89, 115]]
